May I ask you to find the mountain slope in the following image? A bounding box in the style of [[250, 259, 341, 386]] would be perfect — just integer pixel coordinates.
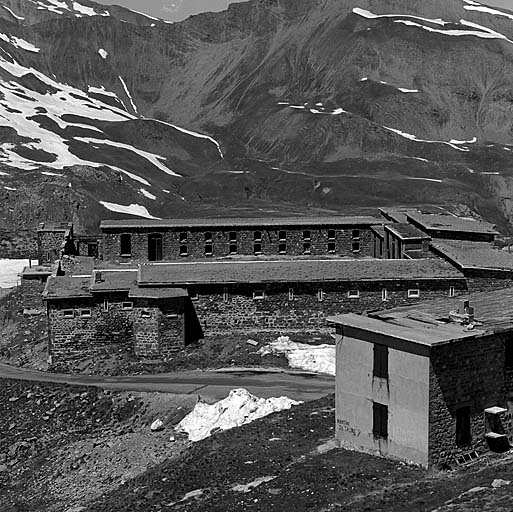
[[2, 0, 513, 254]]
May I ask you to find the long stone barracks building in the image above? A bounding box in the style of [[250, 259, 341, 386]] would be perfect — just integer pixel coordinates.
[[330, 289, 513, 468], [43, 259, 465, 365]]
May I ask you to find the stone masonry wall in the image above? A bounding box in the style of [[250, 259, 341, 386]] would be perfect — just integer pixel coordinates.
[[21, 276, 47, 311], [101, 226, 373, 263], [428, 333, 509, 468], [190, 279, 467, 334]]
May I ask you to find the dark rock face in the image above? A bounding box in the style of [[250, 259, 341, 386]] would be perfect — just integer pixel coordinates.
[[1, 0, 513, 244]]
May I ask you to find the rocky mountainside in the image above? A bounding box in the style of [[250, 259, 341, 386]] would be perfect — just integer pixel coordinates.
[[2, 0, 513, 252]]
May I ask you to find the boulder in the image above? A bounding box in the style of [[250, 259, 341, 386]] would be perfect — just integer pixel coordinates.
[[150, 419, 164, 432]]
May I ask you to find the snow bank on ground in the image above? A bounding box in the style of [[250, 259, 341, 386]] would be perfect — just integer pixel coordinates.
[[259, 336, 336, 376], [0, 259, 30, 288], [176, 388, 301, 442]]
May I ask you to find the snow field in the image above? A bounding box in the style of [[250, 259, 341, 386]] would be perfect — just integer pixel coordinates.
[[0, 259, 31, 288], [176, 388, 301, 442], [258, 336, 336, 376]]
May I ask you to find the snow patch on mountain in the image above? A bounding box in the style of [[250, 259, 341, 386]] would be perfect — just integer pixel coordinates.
[[99, 201, 160, 219], [463, 0, 513, 21], [34, 0, 110, 17], [98, 49, 108, 59], [139, 188, 156, 200], [0, 33, 40, 53], [118, 75, 138, 114], [2, 5, 24, 20], [176, 388, 301, 442], [384, 126, 473, 152]]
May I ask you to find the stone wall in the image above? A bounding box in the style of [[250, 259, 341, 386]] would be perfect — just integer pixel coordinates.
[[428, 333, 509, 467], [21, 276, 47, 312], [101, 226, 373, 263], [189, 279, 467, 334], [37, 229, 73, 265]]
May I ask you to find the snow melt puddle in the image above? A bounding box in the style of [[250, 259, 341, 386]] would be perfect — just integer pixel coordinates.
[[176, 388, 301, 442], [0, 259, 31, 288], [259, 336, 335, 376], [99, 201, 160, 220]]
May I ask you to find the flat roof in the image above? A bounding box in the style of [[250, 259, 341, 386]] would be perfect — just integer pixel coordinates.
[[43, 276, 92, 300], [379, 207, 413, 224], [137, 258, 464, 285], [22, 266, 53, 277], [61, 256, 95, 277], [128, 287, 188, 299], [37, 222, 72, 232], [431, 240, 513, 271], [406, 212, 499, 235], [90, 270, 137, 292], [385, 223, 430, 241], [100, 216, 382, 230]]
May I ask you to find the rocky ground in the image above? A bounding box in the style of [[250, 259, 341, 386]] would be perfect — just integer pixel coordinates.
[[3, 378, 513, 512]]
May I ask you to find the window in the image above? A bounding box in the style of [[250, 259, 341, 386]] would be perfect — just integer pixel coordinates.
[[289, 288, 294, 301], [456, 406, 472, 446], [449, 286, 455, 298], [303, 230, 311, 241], [279, 243, 287, 254], [180, 245, 188, 257], [506, 339, 513, 369], [103, 299, 109, 312], [148, 233, 163, 261], [63, 309, 74, 318], [205, 232, 213, 242], [254, 243, 262, 255], [373, 402, 388, 439], [303, 242, 311, 254], [279, 230, 287, 241], [179, 232, 188, 243], [87, 243, 98, 258], [408, 289, 420, 299], [317, 289, 324, 302], [229, 232, 237, 255], [165, 313, 179, 319], [122, 302, 133, 310], [223, 287, 229, 301], [373, 344, 388, 379], [189, 290, 198, 301], [80, 309, 91, 318], [352, 241, 360, 253], [328, 242, 336, 253], [205, 232, 213, 255], [328, 229, 336, 240], [352, 229, 360, 239], [382, 289, 388, 301], [120, 234, 131, 256], [141, 310, 151, 318], [348, 290, 360, 299], [254, 231, 262, 241], [253, 290, 265, 300]]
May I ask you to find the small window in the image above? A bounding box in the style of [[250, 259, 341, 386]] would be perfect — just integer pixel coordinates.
[[120, 234, 131, 256], [141, 310, 151, 318], [254, 243, 262, 255], [165, 313, 179, 319], [179, 232, 188, 243], [506, 339, 513, 369], [352, 241, 360, 253], [103, 299, 109, 312], [303, 230, 311, 241], [229, 244, 238, 255], [373, 344, 388, 379], [348, 290, 360, 299], [279, 243, 287, 254], [189, 290, 198, 301], [254, 231, 262, 242], [352, 229, 360, 239], [288, 288, 294, 301], [205, 244, 213, 256], [229, 231, 237, 243], [408, 289, 420, 299], [382, 289, 388, 301], [328, 242, 336, 253], [180, 245, 188, 257], [279, 230, 287, 241], [80, 309, 92, 318], [122, 302, 133, 310], [303, 242, 311, 254], [253, 290, 265, 300], [373, 402, 388, 439], [456, 406, 472, 446], [317, 289, 324, 302], [223, 287, 229, 301], [205, 232, 213, 242], [63, 309, 74, 318], [328, 229, 336, 240], [449, 286, 455, 298]]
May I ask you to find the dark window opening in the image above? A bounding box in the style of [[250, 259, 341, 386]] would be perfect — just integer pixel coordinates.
[[328, 229, 336, 240], [352, 241, 360, 253], [303, 242, 311, 254], [205, 243, 213, 256], [205, 232, 213, 242], [254, 243, 262, 255], [179, 232, 188, 243], [328, 242, 336, 253], [148, 233, 163, 261], [229, 231, 237, 242], [229, 244, 238, 255], [373, 344, 388, 379], [352, 229, 360, 239], [279, 243, 287, 254], [303, 230, 311, 241], [279, 230, 287, 241], [180, 245, 188, 257], [456, 406, 472, 446], [506, 339, 513, 369], [373, 402, 388, 439], [254, 231, 262, 241], [120, 234, 131, 256], [87, 243, 98, 258]]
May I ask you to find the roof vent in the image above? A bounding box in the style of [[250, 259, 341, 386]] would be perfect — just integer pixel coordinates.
[[94, 271, 103, 284], [449, 300, 475, 325]]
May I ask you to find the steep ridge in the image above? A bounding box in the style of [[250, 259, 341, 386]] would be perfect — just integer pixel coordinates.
[[2, 0, 513, 253]]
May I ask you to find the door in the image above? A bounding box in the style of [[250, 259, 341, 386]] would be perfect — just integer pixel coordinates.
[[148, 234, 163, 261]]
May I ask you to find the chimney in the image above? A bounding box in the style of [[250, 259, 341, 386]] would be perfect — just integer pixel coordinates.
[[94, 271, 103, 284], [459, 300, 470, 315]]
